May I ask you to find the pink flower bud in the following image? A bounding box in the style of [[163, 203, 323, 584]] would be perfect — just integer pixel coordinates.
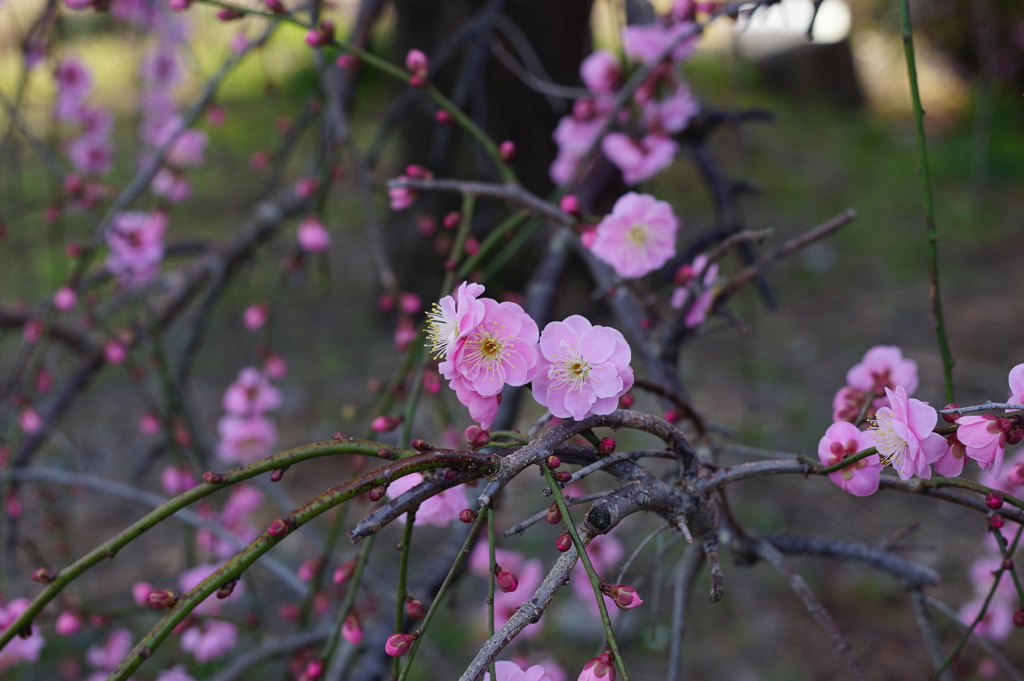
[[243, 302, 270, 330], [465, 425, 490, 447], [603, 583, 643, 610], [464, 236, 480, 256], [580, 226, 596, 249], [268, 518, 293, 537], [410, 438, 431, 451], [598, 437, 616, 455], [342, 611, 363, 644], [140, 413, 161, 436], [368, 486, 387, 502], [203, 471, 226, 484], [371, 415, 402, 432], [459, 509, 477, 523], [385, 632, 415, 657], [264, 353, 287, 379], [65, 242, 83, 258], [305, 29, 327, 47], [333, 560, 357, 585], [35, 367, 51, 394], [18, 407, 41, 434], [378, 293, 395, 311], [64, 173, 83, 196], [53, 287, 77, 311], [422, 370, 441, 394], [579, 652, 615, 680], [217, 579, 238, 599], [148, 589, 177, 609], [104, 340, 127, 364], [399, 292, 422, 314], [498, 140, 516, 162], [132, 582, 153, 606], [618, 392, 634, 408], [990, 514, 1005, 530], [405, 49, 429, 77], [435, 110, 454, 126], [294, 177, 319, 198], [55, 611, 82, 636], [168, 0, 192, 9], [303, 659, 325, 680], [416, 215, 437, 236], [986, 492, 1004, 510], [555, 533, 572, 552], [496, 570, 518, 593], [442, 211, 461, 229], [942, 403, 960, 424], [297, 558, 323, 582], [554, 471, 572, 483], [559, 194, 581, 216], [546, 504, 561, 524], [664, 408, 681, 423], [405, 598, 425, 619]]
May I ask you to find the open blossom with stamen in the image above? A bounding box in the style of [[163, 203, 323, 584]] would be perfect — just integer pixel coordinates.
[[846, 345, 919, 397], [428, 282, 486, 362], [868, 386, 946, 480], [446, 299, 539, 397], [590, 193, 679, 278], [817, 421, 880, 496], [532, 315, 633, 421]]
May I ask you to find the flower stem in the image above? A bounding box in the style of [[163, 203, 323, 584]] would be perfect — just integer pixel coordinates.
[[487, 502, 498, 681], [393, 508, 418, 678], [897, 0, 955, 403], [319, 533, 376, 665]]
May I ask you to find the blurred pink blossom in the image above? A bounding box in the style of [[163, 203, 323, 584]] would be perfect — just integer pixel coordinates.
[[643, 84, 699, 134], [386, 472, 466, 527], [297, 216, 331, 252], [222, 367, 282, 415], [243, 303, 269, 330], [86, 628, 132, 671], [484, 660, 553, 681], [0, 599, 44, 670], [178, 564, 245, 616], [670, 253, 718, 328], [601, 133, 677, 185], [622, 21, 699, 64], [590, 192, 678, 279], [180, 619, 238, 661], [958, 596, 1014, 641], [846, 345, 919, 397], [105, 211, 168, 287], [215, 415, 278, 464], [53, 286, 77, 311], [580, 50, 620, 94]]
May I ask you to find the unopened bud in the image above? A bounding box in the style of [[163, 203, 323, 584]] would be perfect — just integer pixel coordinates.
[[602, 583, 643, 610], [942, 404, 960, 424], [217, 579, 238, 599], [442, 468, 458, 480], [368, 485, 387, 502], [203, 471, 226, 484], [334, 431, 345, 440], [559, 194, 580, 216], [217, 8, 244, 20], [410, 438, 431, 452], [986, 491, 1004, 510], [148, 589, 177, 610], [554, 471, 572, 483], [31, 568, 56, 583], [333, 560, 357, 585], [618, 392, 634, 408], [465, 425, 490, 447], [442, 211, 461, 229], [1014, 609, 1024, 628], [498, 140, 516, 162], [1003, 558, 1015, 571], [989, 514, 1005, 530], [371, 414, 403, 432], [385, 632, 415, 657], [268, 517, 294, 537], [546, 504, 561, 525], [555, 533, 572, 552], [598, 437, 616, 455], [303, 660, 325, 680], [496, 570, 518, 593], [546, 455, 561, 469], [270, 467, 287, 482], [435, 110, 454, 126], [405, 597, 425, 619], [664, 408, 682, 423], [459, 509, 477, 523]]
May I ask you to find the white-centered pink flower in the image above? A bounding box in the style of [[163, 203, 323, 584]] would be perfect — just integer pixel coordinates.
[[817, 422, 881, 496], [105, 211, 168, 287], [385, 472, 466, 527], [446, 299, 539, 397], [484, 660, 554, 681], [622, 21, 699, 64], [222, 367, 282, 415], [958, 415, 1013, 478], [868, 386, 946, 480], [215, 414, 278, 464], [532, 316, 633, 421], [428, 282, 486, 361], [601, 133, 678, 185], [590, 193, 679, 279]]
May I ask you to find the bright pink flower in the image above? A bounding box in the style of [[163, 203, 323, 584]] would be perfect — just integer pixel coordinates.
[[405, 49, 429, 77], [86, 628, 132, 670], [105, 211, 167, 287], [959, 597, 1014, 641], [399, 292, 422, 314], [601, 133, 677, 185], [817, 421, 880, 496], [243, 303, 269, 330], [53, 286, 77, 311], [643, 84, 699, 133], [386, 472, 466, 527], [180, 619, 238, 661], [215, 414, 278, 464], [18, 406, 41, 434], [151, 168, 192, 203], [428, 282, 486, 361], [161, 465, 197, 496], [590, 193, 678, 278], [580, 50, 620, 94], [222, 367, 282, 415], [297, 216, 331, 252], [670, 253, 718, 327], [445, 299, 539, 397], [385, 633, 414, 657], [178, 564, 245, 616], [0, 599, 43, 670], [958, 415, 1013, 478], [157, 665, 197, 681], [533, 315, 633, 421], [55, 611, 82, 636], [68, 135, 114, 175], [622, 21, 699, 64], [484, 660, 554, 681], [578, 652, 615, 681], [132, 581, 154, 606], [341, 612, 363, 645], [869, 386, 946, 480], [846, 345, 919, 397]]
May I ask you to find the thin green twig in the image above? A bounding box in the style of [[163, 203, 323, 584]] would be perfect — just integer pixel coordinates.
[[393, 509, 418, 677]]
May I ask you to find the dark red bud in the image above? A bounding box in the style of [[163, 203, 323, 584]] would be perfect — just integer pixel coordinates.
[[664, 409, 682, 423], [434, 110, 454, 126], [598, 437, 616, 455], [405, 598, 425, 619], [989, 514, 1005, 530], [368, 486, 387, 502], [410, 438, 431, 452], [554, 471, 572, 483], [148, 589, 177, 609], [442, 468, 458, 480], [618, 392, 634, 408], [546, 455, 561, 469], [942, 404, 960, 423], [270, 467, 287, 482], [496, 571, 518, 593], [217, 579, 238, 599], [409, 74, 427, 88], [459, 509, 477, 523], [555, 533, 572, 552], [546, 504, 561, 524], [31, 568, 56, 583], [986, 491, 1004, 509], [1014, 609, 1024, 628], [1002, 558, 1014, 571], [1008, 428, 1024, 446]]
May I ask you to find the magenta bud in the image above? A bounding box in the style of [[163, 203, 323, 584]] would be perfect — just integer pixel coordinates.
[[555, 533, 572, 552], [459, 509, 477, 523], [409, 74, 427, 88], [304, 660, 325, 680], [371, 414, 402, 432], [942, 403, 960, 423], [496, 571, 518, 593], [498, 140, 516, 162], [148, 589, 177, 610], [410, 438, 431, 452], [618, 392, 634, 408], [385, 632, 415, 657], [546, 455, 561, 469], [603, 583, 643, 610], [31, 568, 56, 583], [559, 194, 581, 216], [1015, 609, 1024, 628], [555, 471, 572, 483], [405, 598, 425, 620], [368, 485, 388, 502], [268, 518, 293, 537], [55, 611, 82, 636], [664, 408, 681, 423], [305, 29, 327, 47], [336, 54, 360, 69], [405, 164, 431, 179], [1003, 558, 1015, 571], [442, 211, 461, 229], [270, 467, 287, 482], [465, 425, 491, 447], [580, 652, 614, 680], [216, 579, 238, 599], [546, 504, 561, 525], [333, 560, 357, 585], [990, 514, 1005, 530], [405, 49, 429, 75], [435, 110, 454, 126], [442, 468, 458, 480], [985, 491, 1004, 509], [598, 437, 616, 455]]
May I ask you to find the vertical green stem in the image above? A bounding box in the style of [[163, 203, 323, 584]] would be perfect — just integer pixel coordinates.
[[541, 465, 630, 681], [320, 533, 376, 665], [487, 505, 498, 681], [440, 193, 477, 296], [897, 0, 955, 403], [393, 508, 417, 677]]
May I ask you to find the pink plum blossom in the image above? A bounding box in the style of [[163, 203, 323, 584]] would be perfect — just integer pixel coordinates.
[[297, 216, 331, 252], [817, 421, 881, 496], [243, 303, 269, 330], [342, 612, 363, 645], [180, 619, 238, 661], [428, 282, 487, 361], [157, 666, 197, 681], [68, 135, 114, 175], [622, 21, 699, 64], [958, 415, 1013, 478], [77, 106, 113, 139], [53, 286, 77, 311], [215, 415, 278, 464], [533, 315, 633, 421], [222, 367, 282, 415], [643, 84, 699, 134], [161, 465, 197, 495], [590, 192, 679, 278], [958, 596, 1014, 641], [670, 253, 718, 328], [1008, 363, 1024, 406], [447, 374, 499, 427], [178, 564, 245, 616], [0, 600, 44, 670], [86, 628, 132, 670], [846, 345, 919, 397], [869, 386, 946, 480], [580, 50, 620, 94], [105, 211, 167, 287], [385, 472, 466, 527], [484, 660, 554, 681], [601, 133, 678, 185], [444, 298, 539, 397], [141, 46, 182, 89], [933, 432, 967, 478], [151, 168, 192, 202], [54, 58, 92, 115], [969, 556, 1018, 601]]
